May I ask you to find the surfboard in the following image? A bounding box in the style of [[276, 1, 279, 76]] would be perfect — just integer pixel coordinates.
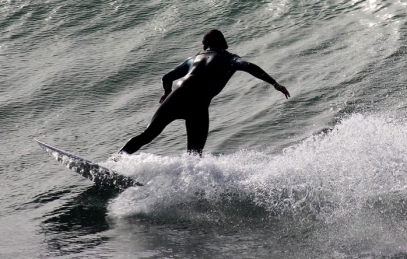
[[35, 139, 143, 190]]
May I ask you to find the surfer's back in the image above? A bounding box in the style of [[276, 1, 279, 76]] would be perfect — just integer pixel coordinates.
[[178, 49, 237, 99]]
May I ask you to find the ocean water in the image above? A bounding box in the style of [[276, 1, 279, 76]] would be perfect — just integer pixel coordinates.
[[1, 0, 407, 258]]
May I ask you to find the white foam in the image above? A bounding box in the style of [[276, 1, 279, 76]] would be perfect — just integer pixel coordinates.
[[105, 114, 407, 223]]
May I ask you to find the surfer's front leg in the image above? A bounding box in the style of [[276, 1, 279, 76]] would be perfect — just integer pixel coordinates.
[[185, 109, 209, 157]]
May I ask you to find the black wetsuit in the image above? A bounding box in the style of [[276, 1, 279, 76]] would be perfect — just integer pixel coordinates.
[[120, 48, 279, 155]]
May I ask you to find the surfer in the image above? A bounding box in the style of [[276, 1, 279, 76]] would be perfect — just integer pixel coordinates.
[[119, 29, 290, 156]]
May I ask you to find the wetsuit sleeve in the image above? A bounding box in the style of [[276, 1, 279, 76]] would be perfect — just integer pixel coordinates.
[[161, 57, 195, 94], [231, 56, 278, 87]]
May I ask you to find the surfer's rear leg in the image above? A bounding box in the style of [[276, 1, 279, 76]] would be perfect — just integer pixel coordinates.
[[119, 133, 154, 155], [119, 110, 175, 155]]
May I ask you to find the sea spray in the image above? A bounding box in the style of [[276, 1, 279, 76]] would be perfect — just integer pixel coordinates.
[[105, 114, 407, 231]]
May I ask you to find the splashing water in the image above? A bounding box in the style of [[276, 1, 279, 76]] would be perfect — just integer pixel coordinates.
[[104, 114, 407, 230]]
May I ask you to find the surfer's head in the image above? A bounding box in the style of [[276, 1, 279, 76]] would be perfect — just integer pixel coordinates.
[[202, 29, 228, 50]]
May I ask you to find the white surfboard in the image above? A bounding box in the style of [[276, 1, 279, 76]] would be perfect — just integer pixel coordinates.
[[35, 139, 143, 190]]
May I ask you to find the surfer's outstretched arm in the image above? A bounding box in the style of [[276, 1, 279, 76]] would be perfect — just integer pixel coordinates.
[[160, 57, 195, 103], [232, 58, 290, 98]]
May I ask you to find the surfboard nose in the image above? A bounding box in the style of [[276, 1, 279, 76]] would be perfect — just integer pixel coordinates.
[[35, 139, 143, 190]]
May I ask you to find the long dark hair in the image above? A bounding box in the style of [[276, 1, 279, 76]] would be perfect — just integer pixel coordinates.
[[202, 29, 228, 50]]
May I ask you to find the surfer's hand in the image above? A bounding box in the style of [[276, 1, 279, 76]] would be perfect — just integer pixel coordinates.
[[275, 84, 290, 99], [159, 93, 168, 104]]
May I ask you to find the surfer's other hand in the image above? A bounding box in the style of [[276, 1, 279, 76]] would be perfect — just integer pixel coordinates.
[[159, 93, 168, 104], [275, 84, 290, 99]]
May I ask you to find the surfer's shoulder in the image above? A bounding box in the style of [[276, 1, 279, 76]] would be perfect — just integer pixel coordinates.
[[175, 55, 196, 67]]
